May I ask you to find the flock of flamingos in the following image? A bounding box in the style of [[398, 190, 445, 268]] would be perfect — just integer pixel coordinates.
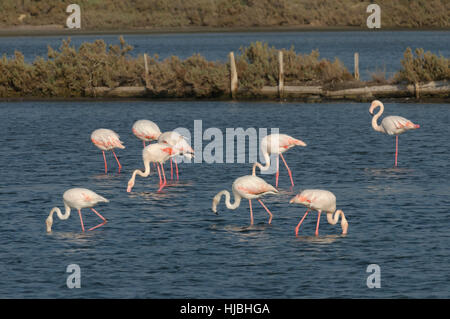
[[45, 100, 420, 237]]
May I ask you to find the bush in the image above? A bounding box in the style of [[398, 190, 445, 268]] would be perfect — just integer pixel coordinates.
[[395, 48, 450, 83], [236, 41, 353, 92]]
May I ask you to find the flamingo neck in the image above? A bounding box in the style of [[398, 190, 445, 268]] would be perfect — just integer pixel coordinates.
[[326, 210, 348, 235], [130, 159, 151, 184], [212, 190, 242, 212], [371, 103, 385, 133], [252, 151, 271, 175], [46, 202, 71, 232]]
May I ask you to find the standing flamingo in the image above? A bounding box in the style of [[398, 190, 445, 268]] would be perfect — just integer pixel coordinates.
[[91, 128, 125, 173], [158, 131, 194, 181], [132, 119, 162, 148], [46, 188, 109, 233], [127, 143, 176, 193], [212, 175, 278, 226], [289, 189, 348, 236], [369, 100, 420, 167], [252, 134, 307, 188]]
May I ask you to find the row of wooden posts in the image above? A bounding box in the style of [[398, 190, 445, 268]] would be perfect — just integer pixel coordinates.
[[142, 51, 360, 99], [229, 50, 361, 99], [110, 51, 447, 101]]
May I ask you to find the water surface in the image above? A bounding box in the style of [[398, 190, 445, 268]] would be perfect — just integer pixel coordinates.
[[1, 100, 449, 298]]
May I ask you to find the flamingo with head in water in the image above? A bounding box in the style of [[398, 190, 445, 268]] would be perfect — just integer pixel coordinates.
[[132, 119, 162, 148], [46, 188, 109, 232], [252, 134, 306, 188], [127, 143, 176, 193], [212, 175, 278, 226], [369, 100, 420, 167], [91, 128, 125, 173], [290, 189, 348, 236]]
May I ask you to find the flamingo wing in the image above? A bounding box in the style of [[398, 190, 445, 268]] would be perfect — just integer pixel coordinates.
[[92, 129, 125, 150], [233, 176, 277, 199], [298, 189, 336, 213], [382, 116, 418, 135], [133, 120, 161, 141]]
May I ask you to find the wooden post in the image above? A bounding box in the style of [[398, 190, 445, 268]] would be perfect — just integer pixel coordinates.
[[229, 52, 238, 99], [278, 51, 284, 98], [144, 53, 150, 88], [354, 52, 360, 81], [414, 82, 420, 99]]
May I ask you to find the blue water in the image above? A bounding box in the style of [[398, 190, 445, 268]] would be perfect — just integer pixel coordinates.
[[0, 31, 449, 80], [0, 100, 449, 298]]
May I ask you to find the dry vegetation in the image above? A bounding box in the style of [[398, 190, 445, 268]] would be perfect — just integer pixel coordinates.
[[394, 48, 450, 83], [0, 0, 449, 30], [0, 37, 448, 98]]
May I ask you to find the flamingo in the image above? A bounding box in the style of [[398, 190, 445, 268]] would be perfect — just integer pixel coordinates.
[[127, 143, 176, 193], [252, 134, 307, 188], [158, 131, 194, 181], [46, 188, 109, 233], [289, 189, 348, 236], [132, 119, 162, 148], [91, 128, 125, 173], [212, 175, 278, 226], [369, 100, 420, 167]]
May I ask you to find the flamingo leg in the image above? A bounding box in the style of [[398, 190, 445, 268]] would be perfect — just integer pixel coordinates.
[[249, 199, 254, 226], [88, 208, 107, 231], [161, 163, 167, 185], [315, 210, 321, 236], [157, 163, 167, 192], [156, 163, 163, 186], [112, 150, 122, 173], [295, 210, 309, 237], [258, 199, 273, 224], [175, 160, 179, 181], [275, 155, 280, 188], [102, 151, 107, 174], [394, 135, 398, 167], [143, 141, 146, 148], [280, 153, 294, 188], [170, 158, 173, 180], [78, 209, 85, 232]]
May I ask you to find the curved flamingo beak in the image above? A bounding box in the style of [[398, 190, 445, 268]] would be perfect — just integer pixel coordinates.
[[127, 181, 134, 193], [294, 139, 307, 147], [342, 220, 349, 235], [46, 216, 53, 233], [369, 102, 378, 115]]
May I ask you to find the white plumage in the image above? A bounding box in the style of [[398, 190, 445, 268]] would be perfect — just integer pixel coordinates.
[[132, 119, 162, 143], [212, 175, 278, 226], [91, 128, 125, 151], [46, 188, 109, 233], [290, 189, 348, 236]]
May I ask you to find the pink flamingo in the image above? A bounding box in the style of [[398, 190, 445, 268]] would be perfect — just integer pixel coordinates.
[[158, 131, 194, 181], [290, 189, 348, 236], [127, 143, 176, 193], [46, 188, 109, 232], [212, 175, 278, 226], [91, 128, 125, 173], [132, 119, 162, 148], [252, 134, 307, 188], [369, 100, 420, 167]]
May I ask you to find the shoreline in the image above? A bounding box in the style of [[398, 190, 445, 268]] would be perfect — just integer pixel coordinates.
[[0, 25, 449, 37], [1, 97, 447, 104]]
